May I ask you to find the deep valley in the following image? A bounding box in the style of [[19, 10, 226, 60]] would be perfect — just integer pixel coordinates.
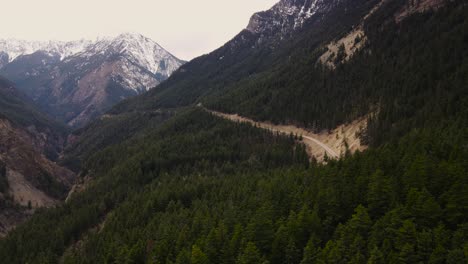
[[0, 0, 466, 263]]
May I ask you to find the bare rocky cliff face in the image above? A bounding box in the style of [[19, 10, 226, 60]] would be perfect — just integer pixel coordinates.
[[0, 117, 74, 236], [0, 33, 185, 127], [247, 0, 341, 36], [215, 0, 349, 57], [0, 118, 74, 197]]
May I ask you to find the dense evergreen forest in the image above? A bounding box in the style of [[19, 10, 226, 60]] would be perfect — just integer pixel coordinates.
[[0, 1, 466, 263], [61, 110, 176, 172], [0, 105, 466, 263]]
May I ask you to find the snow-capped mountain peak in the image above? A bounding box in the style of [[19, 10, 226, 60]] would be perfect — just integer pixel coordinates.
[[0, 33, 185, 127], [59, 32, 183, 77], [110, 32, 181, 76], [0, 38, 92, 62], [0, 33, 184, 75]]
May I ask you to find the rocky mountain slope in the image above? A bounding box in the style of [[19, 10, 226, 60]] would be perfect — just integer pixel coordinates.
[[247, 0, 341, 39], [0, 76, 74, 236], [0, 33, 184, 127], [110, 0, 377, 111], [112, 0, 453, 134]]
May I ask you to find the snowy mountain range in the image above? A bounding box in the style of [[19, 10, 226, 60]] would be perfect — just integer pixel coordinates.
[[0, 39, 92, 62], [0, 33, 185, 127]]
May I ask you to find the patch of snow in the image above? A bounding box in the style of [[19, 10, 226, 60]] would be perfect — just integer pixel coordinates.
[[247, 0, 339, 36], [0, 39, 92, 62]]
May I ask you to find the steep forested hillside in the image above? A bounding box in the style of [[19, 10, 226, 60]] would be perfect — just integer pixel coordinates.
[[111, 0, 467, 147], [210, 1, 468, 147], [0, 0, 466, 263], [61, 109, 176, 172], [0, 76, 66, 136], [0, 109, 309, 262]]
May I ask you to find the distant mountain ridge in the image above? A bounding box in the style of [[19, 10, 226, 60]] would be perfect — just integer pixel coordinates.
[[0, 33, 185, 127], [0, 38, 92, 63]]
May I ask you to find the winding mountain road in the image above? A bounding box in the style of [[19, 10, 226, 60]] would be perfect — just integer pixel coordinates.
[[301, 135, 339, 158], [206, 109, 340, 159]]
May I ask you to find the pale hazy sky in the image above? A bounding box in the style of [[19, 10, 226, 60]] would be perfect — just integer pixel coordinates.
[[0, 0, 278, 60]]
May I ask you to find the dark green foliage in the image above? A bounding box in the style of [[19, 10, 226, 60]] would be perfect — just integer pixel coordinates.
[[0, 160, 15, 210], [33, 170, 68, 200], [62, 109, 175, 171], [334, 44, 346, 64], [0, 106, 465, 263], [0, 109, 308, 263], [0, 160, 8, 193]]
